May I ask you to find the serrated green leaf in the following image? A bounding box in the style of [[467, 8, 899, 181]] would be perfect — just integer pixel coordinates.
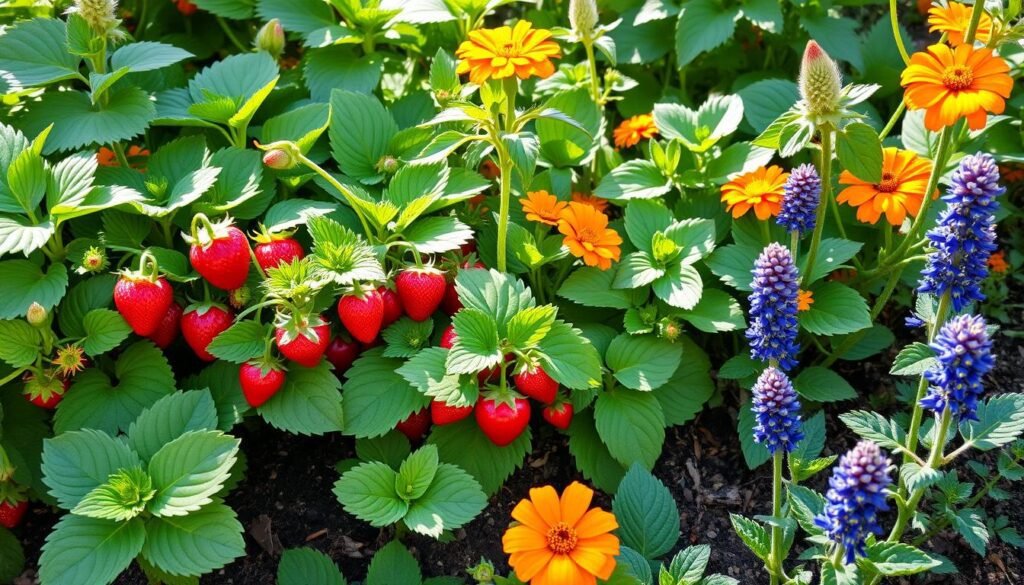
[[329, 90, 397, 183], [206, 320, 269, 364], [536, 319, 603, 390], [614, 464, 680, 558], [404, 463, 486, 537], [674, 0, 740, 67], [800, 282, 870, 336], [0, 260, 68, 319], [396, 347, 478, 407], [960, 394, 1024, 451], [793, 367, 857, 403], [42, 428, 143, 510], [72, 466, 154, 521], [594, 160, 672, 200], [110, 42, 192, 73], [396, 445, 439, 502], [343, 351, 430, 438], [428, 418, 531, 495], [836, 122, 883, 183], [142, 502, 245, 577], [277, 548, 347, 585], [557, 267, 632, 309], [839, 410, 906, 451], [127, 391, 220, 463], [19, 87, 155, 154], [606, 334, 681, 391], [729, 514, 769, 560], [0, 19, 81, 87], [890, 342, 937, 376], [595, 389, 666, 469], [259, 362, 344, 436], [39, 515, 144, 585], [860, 542, 940, 576], [81, 308, 131, 356], [738, 398, 771, 469], [0, 318, 40, 367], [366, 541, 422, 585], [147, 430, 239, 517], [334, 461, 408, 526]]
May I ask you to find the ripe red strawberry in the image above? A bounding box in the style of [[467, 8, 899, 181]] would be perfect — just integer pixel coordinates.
[[395, 267, 447, 321], [378, 286, 403, 327], [325, 337, 361, 377], [252, 232, 304, 272], [396, 409, 430, 441], [439, 324, 457, 349], [430, 400, 474, 425], [181, 304, 233, 362], [186, 215, 252, 291], [542, 402, 574, 430], [514, 366, 559, 404], [239, 361, 286, 408], [147, 302, 182, 349], [275, 318, 330, 367], [337, 288, 384, 344], [475, 396, 531, 447], [22, 371, 68, 410], [0, 500, 28, 529], [114, 272, 173, 336]]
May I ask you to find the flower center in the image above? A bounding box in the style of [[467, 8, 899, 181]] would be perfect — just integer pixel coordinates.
[[577, 226, 598, 242], [502, 43, 516, 57], [546, 522, 578, 554], [942, 65, 974, 91], [875, 173, 899, 193]]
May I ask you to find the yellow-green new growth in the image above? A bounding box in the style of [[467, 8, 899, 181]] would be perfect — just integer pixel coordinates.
[[798, 41, 842, 123]]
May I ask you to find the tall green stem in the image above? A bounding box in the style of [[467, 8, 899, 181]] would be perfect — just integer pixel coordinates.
[[583, 40, 601, 105], [903, 293, 951, 462], [496, 143, 513, 273], [801, 127, 833, 288], [297, 154, 373, 240], [769, 452, 785, 585], [889, 0, 910, 64]]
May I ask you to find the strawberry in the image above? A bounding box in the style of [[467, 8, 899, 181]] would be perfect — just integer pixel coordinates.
[[513, 365, 559, 404], [395, 267, 447, 321], [22, 371, 68, 410], [114, 269, 173, 337], [275, 315, 330, 367], [181, 304, 233, 362], [475, 395, 531, 447], [147, 302, 182, 349], [239, 361, 286, 408], [252, 229, 304, 272], [325, 336, 361, 377], [378, 286, 403, 327], [430, 400, 474, 425], [185, 214, 252, 291], [542, 402, 574, 430], [396, 409, 430, 441], [439, 324, 457, 349], [0, 500, 27, 529], [337, 287, 384, 344]]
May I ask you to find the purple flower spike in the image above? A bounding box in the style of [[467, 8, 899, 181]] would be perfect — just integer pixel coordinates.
[[747, 243, 801, 371], [814, 440, 894, 564], [920, 314, 995, 422], [918, 153, 1002, 312], [751, 367, 804, 455], [778, 163, 821, 235]]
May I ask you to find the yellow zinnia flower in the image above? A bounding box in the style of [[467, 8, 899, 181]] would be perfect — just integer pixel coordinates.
[[502, 482, 620, 585], [521, 190, 568, 226], [456, 21, 561, 85], [558, 202, 622, 271], [901, 43, 1013, 131], [927, 2, 993, 47], [720, 165, 789, 220], [612, 114, 658, 148], [837, 148, 936, 225]]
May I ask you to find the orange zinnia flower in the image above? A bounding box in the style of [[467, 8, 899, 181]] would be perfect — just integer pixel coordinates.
[[901, 43, 1012, 131], [96, 145, 150, 169], [571, 192, 609, 213], [558, 202, 622, 270], [502, 482, 619, 585], [521, 190, 568, 226], [798, 290, 814, 312], [928, 2, 992, 47], [720, 165, 789, 220], [612, 114, 657, 148], [837, 148, 936, 225], [988, 250, 1009, 273], [456, 21, 561, 85]]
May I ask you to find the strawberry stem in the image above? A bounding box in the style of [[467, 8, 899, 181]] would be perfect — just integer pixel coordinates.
[[137, 250, 161, 282], [190, 213, 218, 245]]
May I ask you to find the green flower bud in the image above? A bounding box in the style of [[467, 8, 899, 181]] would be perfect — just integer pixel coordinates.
[[26, 302, 47, 327], [81, 246, 109, 273], [570, 0, 599, 39], [376, 155, 399, 175], [260, 140, 302, 170], [255, 18, 286, 58], [466, 558, 495, 583], [798, 41, 843, 120], [67, 0, 123, 38], [229, 286, 251, 310]]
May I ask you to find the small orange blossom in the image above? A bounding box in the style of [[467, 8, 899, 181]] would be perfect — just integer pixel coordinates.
[[558, 202, 622, 271], [612, 114, 657, 149], [798, 290, 814, 312], [521, 191, 568, 226], [720, 165, 789, 220], [928, 2, 992, 47]]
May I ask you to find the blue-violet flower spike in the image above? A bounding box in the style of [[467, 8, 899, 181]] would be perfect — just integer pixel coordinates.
[[747, 243, 802, 371], [751, 367, 804, 455], [814, 440, 893, 564], [918, 153, 1002, 312], [778, 163, 821, 235], [920, 314, 995, 422]]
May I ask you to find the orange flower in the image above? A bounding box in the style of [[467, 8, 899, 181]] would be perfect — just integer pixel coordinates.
[[720, 165, 789, 220], [837, 148, 936, 225], [521, 190, 568, 226], [612, 114, 657, 148], [830, 268, 858, 283], [479, 159, 500, 180], [798, 290, 814, 312], [928, 2, 992, 47], [502, 482, 619, 585], [456, 21, 561, 85], [558, 202, 622, 270], [989, 250, 1009, 273], [571, 192, 609, 213], [96, 145, 150, 170], [901, 43, 1012, 131], [999, 163, 1024, 183]]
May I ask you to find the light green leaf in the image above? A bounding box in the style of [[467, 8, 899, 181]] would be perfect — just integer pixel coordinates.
[[960, 394, 1024, 451], [42, 428, 142, 510], [800, 282, 870, 336], [595, 389, 666, 469], [446, 308, 502, 375], [141, 502, 245, 577], [674, 0, 740, 67], [127, 390, 220, 463], [0, 215, 55, 256], [839, 410, 906, 452], [607, 334, 681, 392], [536, 319, 603, 390], [206, 320, 269, 364], [365, 541, 422, 585], [329, 90, 397, 183], [259, 362, 344, 436], [19, 87, 155, 154], [0, 19, 81, 87], [428, 418, 531, 495], [557, 267, 632, 309], [0, 260, 68, 319], [404, 463, 487, 537], [54, 342, 176, 435], [652, 261, 702, 309], [343, 351, 430, 438], [800, 238, 863, 283], [72, 466, 154, 521], [860, 542, 940, 577], [506, 305, 557, 349], [81, 309, 131, 356], [110, 42, 192, 72], [594, 160, 671, 200], [334, 461, 408, 526], [277, 548, 347, 585], [706, 244, 758, 291], [567, 409, 628, 493], [305, 48, 382, 102], [0, 318, 40, 367], [536, 88, 602, 168], [396, 445, 439, 502], [402, 216, 473, 254], [613, 464, 679, 558], [397, 347, 477, 407], [890, 342, 937, 376], [836, 122, 883, 183], [39, 515, 144, 585], [737, 79, 799, 134], [189, 0, 254, 19], [676, 289, 745, 333], [793, 367, 857, 403], [147, 430, 240, 517], [729, 514, 769, 560]]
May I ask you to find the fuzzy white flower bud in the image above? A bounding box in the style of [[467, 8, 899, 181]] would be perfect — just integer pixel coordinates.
[[570, 0, 599, 39], [798, 41, 843, 119]]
